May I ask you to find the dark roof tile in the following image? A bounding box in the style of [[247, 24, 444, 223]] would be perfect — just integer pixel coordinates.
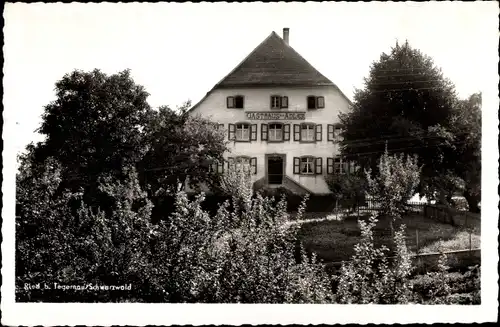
[[214, 31, 334, 88]]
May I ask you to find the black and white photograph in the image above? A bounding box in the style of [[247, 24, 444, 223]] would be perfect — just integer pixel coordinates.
[[2, 2, 498, 325]]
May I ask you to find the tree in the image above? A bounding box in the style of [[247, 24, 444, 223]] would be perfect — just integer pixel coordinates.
[[450, 93, 481, 212], [32, 69, 153, 206], [339, 41, 458, 202], [138, 102, 228, 198], [325, 170, 367, 212], [365, 149, 421, 235]]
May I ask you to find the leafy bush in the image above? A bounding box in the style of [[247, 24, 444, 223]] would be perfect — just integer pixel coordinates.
[[17, 161, 333, 303], [325, 171, 367, 211], [365, 148, 421, 233], [411, 256, 480, 304], [335, 215, 414, 304], [16, 164, 160, 302], [151, 166, 332, 303]]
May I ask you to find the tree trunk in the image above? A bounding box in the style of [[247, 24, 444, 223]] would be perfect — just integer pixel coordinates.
[[389, 218, 394, 238], [464, 189, 481, 213]]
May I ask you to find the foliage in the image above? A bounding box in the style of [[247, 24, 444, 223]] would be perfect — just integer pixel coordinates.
[[339, 40, 461, 204], [325, 171, 367, 211], [365, 148, 421, 223], [449, 93, 482, 213], [335, 216, 414, 304], [219, 163, 254, 208], [16, 164, 160, 302], [139, 103, 228, 198], [32, 69, 152, 199], [411, 256, 481, 304], [152, 189, 331, 303], [17, 158, 332, 303]]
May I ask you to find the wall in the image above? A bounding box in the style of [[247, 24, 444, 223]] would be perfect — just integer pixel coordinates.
[[190, 85, 351, 194]]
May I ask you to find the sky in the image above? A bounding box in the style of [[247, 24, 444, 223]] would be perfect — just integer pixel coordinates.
[[3, 2, 498, 155]]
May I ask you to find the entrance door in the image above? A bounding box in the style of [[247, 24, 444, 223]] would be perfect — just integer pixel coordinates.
[[268, 156, 284, 185]]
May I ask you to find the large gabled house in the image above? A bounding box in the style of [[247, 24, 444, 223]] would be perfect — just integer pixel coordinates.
[[188, 28, 354, 194]]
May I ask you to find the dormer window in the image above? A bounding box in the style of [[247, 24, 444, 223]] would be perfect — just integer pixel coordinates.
[[270, 95, 288, 109], [307, 96, 325, 109], [227, 95, 244, 109]]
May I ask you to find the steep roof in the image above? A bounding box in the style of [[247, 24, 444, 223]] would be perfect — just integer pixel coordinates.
[[214, 31, 335, 88]]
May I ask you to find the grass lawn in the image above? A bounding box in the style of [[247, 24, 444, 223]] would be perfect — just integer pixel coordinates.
[[296, 212, 480, 264]]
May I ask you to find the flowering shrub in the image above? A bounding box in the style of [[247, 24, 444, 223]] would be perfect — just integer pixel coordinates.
[[335, 215, 414, 304]]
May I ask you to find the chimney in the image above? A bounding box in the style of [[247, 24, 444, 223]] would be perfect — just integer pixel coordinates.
[[283, 28, 289, 45]]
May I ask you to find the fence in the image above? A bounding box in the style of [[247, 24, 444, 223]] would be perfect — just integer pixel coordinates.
[[325, 248, 481, 276], [423, 204, 481, 228], [325, 199, 426, 218]]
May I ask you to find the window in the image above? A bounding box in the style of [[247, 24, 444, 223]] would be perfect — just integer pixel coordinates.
[[307, 96, 325, 109], [270, 95, 288, 109], [229, 123, 257, 141], [261, 123, 290, 141], [209, 159, 224, 174], [227, 95, 244, 109], [293, 156, 322, 175], [327, 157, 356, 175], [301, 124, 315, 141], [327, 124, 343, 142], [228, 156, 257, 174], [301, 157, 315, 174], [294, 124, 322, 142], [236, 123, 250, 141], [269, 123, 283, 141]]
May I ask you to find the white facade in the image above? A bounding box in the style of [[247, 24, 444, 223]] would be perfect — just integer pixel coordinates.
[[190, 86, 351, 194], [187, 28, 353, 194]]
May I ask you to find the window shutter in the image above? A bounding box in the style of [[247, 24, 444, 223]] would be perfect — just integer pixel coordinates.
[[327, 124, 334, 141], [317, 96, 325, 109], [281, 96, 288, 108], [227, 97, 235, 108], [217, 160, 224, 174], [327, 158, 334, 174], [261, 123, 268, 141], [250, 157, 257, 175], [293, 157, 300, 174], [283, 124, 290, 141], [250, 124, 258, 141], [293, 124, 301, 141], [315, 157, 323, 175], [228, 124, 235, 140], [315, 124, 322, 141]]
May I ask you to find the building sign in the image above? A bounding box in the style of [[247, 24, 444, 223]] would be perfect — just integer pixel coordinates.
[[245, 111, 306, 120]]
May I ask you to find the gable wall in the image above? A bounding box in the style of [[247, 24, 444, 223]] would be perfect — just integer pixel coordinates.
[[190, 85, 351, 194]]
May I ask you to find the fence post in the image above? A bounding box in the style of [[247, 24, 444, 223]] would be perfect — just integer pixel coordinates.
[[416, 229, 419, 255], [469, 229, 472, 252]]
